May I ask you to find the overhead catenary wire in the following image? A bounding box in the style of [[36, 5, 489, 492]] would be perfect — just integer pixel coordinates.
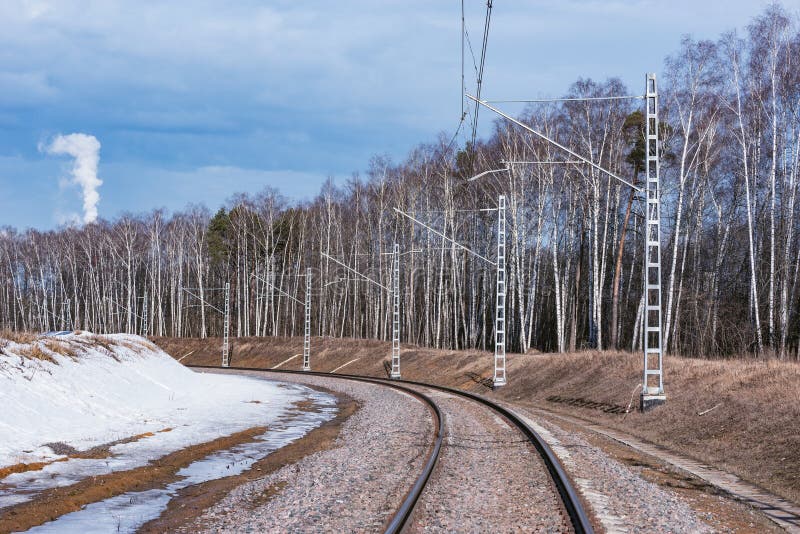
[[433, 1, 474, 173], [407, 208, 499, 213], [105, 297, 145, 321], [505, 160, 585, 165], [461, 0, 465, 119], [485, 95, 644, 103], [468, 0, 493, 167]]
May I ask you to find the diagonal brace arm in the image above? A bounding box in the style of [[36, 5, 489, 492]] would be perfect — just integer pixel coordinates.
[[466, 94, 642, 192]]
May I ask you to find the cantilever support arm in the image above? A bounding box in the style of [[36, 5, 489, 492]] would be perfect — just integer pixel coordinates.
[[321, 253, 390, 292], [105, 297, 146, 321], [468, 167, 509, 182], [394, 207, 497, 266], [253, 274, 304, 306], [466, 94, 642, 192], [180, 288, 225, 315]]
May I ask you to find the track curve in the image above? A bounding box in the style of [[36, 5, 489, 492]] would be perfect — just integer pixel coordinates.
[[190, 365, 593, 534], [192, 365, 443, 534]]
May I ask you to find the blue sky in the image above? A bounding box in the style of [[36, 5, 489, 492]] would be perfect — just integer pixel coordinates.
[[0, 0, 796, 229]]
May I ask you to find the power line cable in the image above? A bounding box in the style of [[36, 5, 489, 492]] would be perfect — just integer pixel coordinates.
[[461, 0, 465, 119], [469, 1, 493, 171]]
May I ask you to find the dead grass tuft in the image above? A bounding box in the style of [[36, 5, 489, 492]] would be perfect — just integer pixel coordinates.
[[41, 339, 80, 360], [14, 344, 57, 364], [0, 331, 38, 344], [82, 335, 122, 361]]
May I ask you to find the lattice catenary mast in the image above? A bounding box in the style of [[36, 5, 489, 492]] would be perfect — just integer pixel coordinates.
[[303, 268, 312, 371], [641, 73, 665, 409], [395, 194, 507, 389], [141, 292, 149, 337], [180, 284, 231, 368], [468, 73, 666, 410], [62, 298, 73, 331], [222, 282, 230, 367], [494, 195, 507, 386], [253, 269, 309, 369], [391, 243, 401, 379]]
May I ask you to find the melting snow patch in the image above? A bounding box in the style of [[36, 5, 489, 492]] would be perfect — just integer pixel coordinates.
[[0, 333, 333, 513], [27, 388, 336, 533]]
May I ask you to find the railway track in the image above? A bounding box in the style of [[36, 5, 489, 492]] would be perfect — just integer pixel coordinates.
[[191, 364, 594, 534]]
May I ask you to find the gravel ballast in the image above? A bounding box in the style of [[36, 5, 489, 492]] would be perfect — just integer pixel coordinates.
[[173, 370, 717, 533], [514, 408, 715, 533], [403, 387, 569, 533], [179, 371, 434, 533]]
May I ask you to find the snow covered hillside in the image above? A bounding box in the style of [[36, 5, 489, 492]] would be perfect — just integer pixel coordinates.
[[0, 333, 308, 471]]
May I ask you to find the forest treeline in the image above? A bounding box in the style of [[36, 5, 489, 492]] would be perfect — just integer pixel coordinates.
[[2, 5, 799, 358]]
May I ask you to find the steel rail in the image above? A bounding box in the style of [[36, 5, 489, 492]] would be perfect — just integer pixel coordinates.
[[189, 364, 593, 534], [189, 364, 443, 534]]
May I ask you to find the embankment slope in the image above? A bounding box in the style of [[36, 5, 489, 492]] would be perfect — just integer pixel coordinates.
[[154, 335, 800, 505]]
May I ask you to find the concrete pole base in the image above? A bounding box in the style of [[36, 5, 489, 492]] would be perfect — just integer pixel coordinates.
[[640, 394, 666, 412]]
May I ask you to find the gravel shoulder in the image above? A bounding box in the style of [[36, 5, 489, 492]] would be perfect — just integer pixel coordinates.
[[140, 384, 358, 533], [176, 371, 434, 533], [509, 404, 781, 533]]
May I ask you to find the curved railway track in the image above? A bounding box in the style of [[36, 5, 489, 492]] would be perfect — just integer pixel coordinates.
[[190, 364, 593, 534]]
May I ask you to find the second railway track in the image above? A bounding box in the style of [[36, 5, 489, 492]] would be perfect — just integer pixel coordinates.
[[190, 364, 594, 534]]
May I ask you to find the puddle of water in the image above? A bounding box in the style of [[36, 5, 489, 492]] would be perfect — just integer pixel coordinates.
[[24, 388, 336, 533]]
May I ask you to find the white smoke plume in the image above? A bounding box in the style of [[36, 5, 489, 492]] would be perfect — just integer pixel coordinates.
[[46, 133, 102, 224]]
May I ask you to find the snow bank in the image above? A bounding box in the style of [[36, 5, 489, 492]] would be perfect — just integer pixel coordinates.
[[0, 333, 306, 470]]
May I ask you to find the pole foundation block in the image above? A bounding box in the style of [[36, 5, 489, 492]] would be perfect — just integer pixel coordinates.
[[640, 394, 666, 412]]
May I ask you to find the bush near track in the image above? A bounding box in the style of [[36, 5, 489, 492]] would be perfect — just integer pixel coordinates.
[[153, 335, 800, 506]]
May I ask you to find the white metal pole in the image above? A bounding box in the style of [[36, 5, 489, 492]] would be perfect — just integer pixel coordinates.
[[60, 299, 66, 331], [641, 73, 666, 410], [268, 255, 275, 336], [494, 195, 507, 388], [142, 292, 149, 337], [303, 268, 311, 371], [222, 282, 230, 367], [391, 243, 401, 379]]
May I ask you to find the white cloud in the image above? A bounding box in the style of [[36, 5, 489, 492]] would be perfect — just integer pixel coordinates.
[[44, 133, 102, 224]]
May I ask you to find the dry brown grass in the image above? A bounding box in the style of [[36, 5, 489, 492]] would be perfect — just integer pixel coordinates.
[[14, 344, 57, 364], [84, 334, 117, 354], [41, 339, 80, 360], [115, 336, 158, 355], [0, 330, 38, 344], [1, 332, 159, 365], [152, 335, 800, 506]]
